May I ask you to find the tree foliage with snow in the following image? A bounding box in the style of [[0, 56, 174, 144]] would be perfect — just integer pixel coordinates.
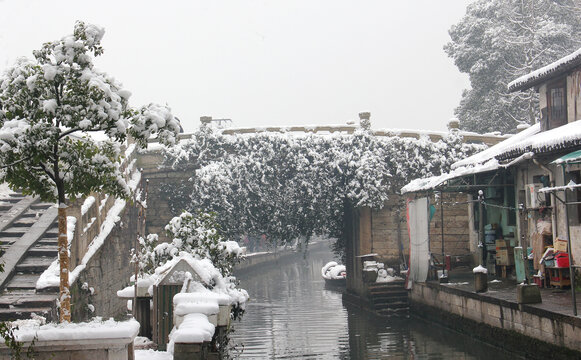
[[0, 21, 180, 322], [134, 211, 242, 277], [445, 0, 581, 134], [161, 127, 485, 260]]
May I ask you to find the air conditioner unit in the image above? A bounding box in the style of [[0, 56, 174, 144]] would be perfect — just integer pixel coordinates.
[[525, 183, 543, 208]]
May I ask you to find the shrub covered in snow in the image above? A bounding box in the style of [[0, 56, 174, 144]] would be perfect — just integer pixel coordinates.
[[133, 211, 242, 277], [160, 127, 485, 253]]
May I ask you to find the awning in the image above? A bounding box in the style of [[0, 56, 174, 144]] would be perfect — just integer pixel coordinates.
[[551, 149, 581, 165]]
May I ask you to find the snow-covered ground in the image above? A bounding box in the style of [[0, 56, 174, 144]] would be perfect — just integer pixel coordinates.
[[0, 183, 13, 198], [135, 349, 172, 360]]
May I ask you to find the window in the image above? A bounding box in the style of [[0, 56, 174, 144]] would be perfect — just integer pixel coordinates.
[[546, 79, 567, 130]]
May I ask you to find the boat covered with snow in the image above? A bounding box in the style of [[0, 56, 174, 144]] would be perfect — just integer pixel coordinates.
[[322, 261, 346, 286]]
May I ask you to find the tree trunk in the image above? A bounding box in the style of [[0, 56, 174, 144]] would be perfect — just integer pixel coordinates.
[[58, 205, 71, 322]]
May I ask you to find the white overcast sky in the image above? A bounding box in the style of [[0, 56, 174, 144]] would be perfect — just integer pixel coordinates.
[[0, 0, 473, 133]]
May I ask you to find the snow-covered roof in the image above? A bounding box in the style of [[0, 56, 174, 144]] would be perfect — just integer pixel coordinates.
[[508, 46, 581, 92], [452, 123, 539, 169], [401, 158, 500, 194], [402, 120, 581, 193], [495, 120, 581, 161]]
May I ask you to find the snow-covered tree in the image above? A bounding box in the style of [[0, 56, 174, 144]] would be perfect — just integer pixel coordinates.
[[134, 211, 243, 277], [162, 128, 485, 260], [445, 0, 581, 134], [0, 21, 180, 322]]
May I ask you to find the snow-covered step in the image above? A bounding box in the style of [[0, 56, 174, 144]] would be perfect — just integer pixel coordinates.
[[0, 292, 56, 309], [28, 245, 58, 257], [0, 201, 58, 289], [0, 306, 54, 322], [5, 273, 40, 291], [0, 192, 60, 321], [11, 218, 38, 227], [16, 257, 55, 274], [0, 229, 26, 238], [29, 203, 53, 211]]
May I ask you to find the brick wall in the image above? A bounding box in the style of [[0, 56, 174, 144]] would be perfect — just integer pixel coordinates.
[[365, 192, 472, 266]]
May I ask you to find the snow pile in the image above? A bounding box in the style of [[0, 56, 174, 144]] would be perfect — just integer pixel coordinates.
[[169, 313, 215, 345], [81, 196, 96, 215], [473, 265, 488, 274], [376, 268, 402, 283], [452, 123, 537, 169], [135, 349, 172, 360], [321, 261, 346, 280], [130, 254, 248, 353], [12, 317, 139, 343], [0, 183, 13, 198]]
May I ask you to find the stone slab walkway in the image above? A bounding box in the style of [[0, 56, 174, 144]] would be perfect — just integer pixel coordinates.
[[439, 266, 581, 318]]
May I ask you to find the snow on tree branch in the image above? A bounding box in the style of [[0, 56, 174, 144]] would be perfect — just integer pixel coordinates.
[[0, 21, 180, 203], [160, 128, 485, 247]]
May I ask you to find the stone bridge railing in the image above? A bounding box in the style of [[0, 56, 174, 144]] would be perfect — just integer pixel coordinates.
[[68, 144, 140, 269], [175, 114, 510, 147]]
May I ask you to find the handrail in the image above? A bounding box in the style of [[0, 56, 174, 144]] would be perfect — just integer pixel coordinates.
[[68, 144, 139, 269]]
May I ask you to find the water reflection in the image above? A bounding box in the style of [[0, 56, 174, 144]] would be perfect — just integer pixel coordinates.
[[231, 244, 517, 359]]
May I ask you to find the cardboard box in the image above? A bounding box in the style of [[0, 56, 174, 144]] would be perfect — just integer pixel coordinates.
[[554, 238, 568, 253], [496, 248, 515, 265], [496, 239, 509, 248]]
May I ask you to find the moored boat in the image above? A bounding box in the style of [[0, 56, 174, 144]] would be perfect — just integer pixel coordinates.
[[322, 261, 346, 286]]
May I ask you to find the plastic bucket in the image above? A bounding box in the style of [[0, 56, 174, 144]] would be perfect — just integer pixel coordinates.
[[556, 253, 570, 268]]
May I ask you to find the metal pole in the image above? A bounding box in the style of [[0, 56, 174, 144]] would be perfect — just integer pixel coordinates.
[[133, 177, 142, 318], [561, 165, 577, 316], [440, 191, 445, 274], [479, 190, 484, 267]]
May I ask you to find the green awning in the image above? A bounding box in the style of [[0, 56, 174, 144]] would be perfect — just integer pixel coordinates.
[[552, 149, 581, 165]]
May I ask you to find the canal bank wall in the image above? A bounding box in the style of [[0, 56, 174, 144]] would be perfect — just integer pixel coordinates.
[[235, 240, 332, 274], [410, 282, 581, 359]]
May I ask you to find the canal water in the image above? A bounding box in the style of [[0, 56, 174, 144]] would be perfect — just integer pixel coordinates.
[[230, 242, 518, 359]]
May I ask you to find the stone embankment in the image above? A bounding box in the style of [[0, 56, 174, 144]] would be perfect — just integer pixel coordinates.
[[410, 278, 581, 359]]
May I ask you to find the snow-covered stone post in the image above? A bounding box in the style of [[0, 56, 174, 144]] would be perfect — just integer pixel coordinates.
[[359, 112, 371, 131]]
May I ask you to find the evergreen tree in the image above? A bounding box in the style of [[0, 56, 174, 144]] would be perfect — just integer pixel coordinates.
[[445, 0, 581, 134], [0, 21, 180, 322], [162, 128, 485, 260]]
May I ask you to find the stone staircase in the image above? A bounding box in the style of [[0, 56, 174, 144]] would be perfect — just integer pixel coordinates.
[[367, 280, 409, 317], [0, 192, 59, 321]]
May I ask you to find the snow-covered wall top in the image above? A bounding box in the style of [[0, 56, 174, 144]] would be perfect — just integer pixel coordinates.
[[508, 46, 581, 92]]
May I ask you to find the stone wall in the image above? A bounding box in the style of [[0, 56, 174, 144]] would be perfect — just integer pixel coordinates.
[[346, 192, 472, 296], [70, 203, 138, 321], [410, 282, 581, 357], [136, 150, 192, 242], [359, 192, 472, 267]]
